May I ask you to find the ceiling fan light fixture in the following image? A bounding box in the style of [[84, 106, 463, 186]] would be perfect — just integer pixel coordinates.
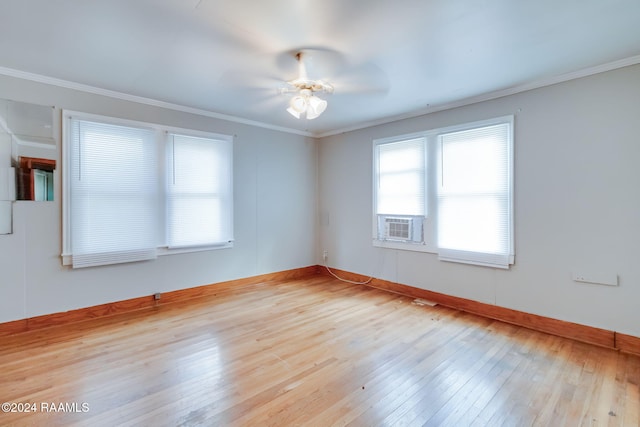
[[289, 95, 307, 113], [286, 106, 301, 119], [305, 108, 320, 120], [308, 95, 327, 116], [282, 51, 332, 120]]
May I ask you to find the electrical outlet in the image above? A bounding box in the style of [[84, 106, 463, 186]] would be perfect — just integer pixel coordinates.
[[322, 250, 328, 260], [154, 292, 161, 300]]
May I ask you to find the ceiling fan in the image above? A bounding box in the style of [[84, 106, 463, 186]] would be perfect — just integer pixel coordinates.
[[279, 51, 335, 120], [220, 48, 389, 122]]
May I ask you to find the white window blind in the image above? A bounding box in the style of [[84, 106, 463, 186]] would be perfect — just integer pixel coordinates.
[[376, 137, 426, 216], [68, 118, 159, 268], [167, 133, 233, 248], [437, 122, 513, 268], [374, 137, 427, 244]]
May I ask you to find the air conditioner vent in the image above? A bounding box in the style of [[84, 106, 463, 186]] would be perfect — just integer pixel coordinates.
[[376, 215, 424, 244], [385, 217, 411, 240]]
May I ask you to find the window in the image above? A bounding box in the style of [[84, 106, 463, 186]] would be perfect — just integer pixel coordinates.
[[373, 135, 428, 249], [62, 112, 233, 268], [167, 133, 233, 248], [373, 116, 514, 268], [16, 156, 56, 201], [437, 122, 513, 268]]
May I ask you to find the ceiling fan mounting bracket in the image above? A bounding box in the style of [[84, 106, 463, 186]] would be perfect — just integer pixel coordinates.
[[285, 78, 333, 94], [284, 51, 334, 95]]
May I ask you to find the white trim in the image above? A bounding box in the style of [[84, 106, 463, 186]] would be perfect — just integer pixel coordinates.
[[0, 66, 314, 138], [165, 131, 234, 249], [63, 110, 234, 143], [61, 110, 235, 267], [317, 55, 640, 138], [372, 134, 430, 253], [372, 131, 430, 147], [159, 242, 234, 255], [13, 135, 56, 150], [62, 242, 236, 265], [373, 115, 515, 266], [373, 239, 433, 253], [61, 115, 72, 258], [439, 251, 514, 269], [164, 127, 232, 143], [435, 116, 514, 267], [432, 115, 514, 136], [2, 56, 639, 139]]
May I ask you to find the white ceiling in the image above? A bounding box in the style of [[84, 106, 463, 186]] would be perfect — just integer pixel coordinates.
[[1, 0, 639, 137]]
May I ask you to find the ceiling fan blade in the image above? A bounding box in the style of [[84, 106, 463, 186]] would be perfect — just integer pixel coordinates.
[[195, 0, 327, 54], [219, 68, 282, 90], [330, 61, 390, 95]]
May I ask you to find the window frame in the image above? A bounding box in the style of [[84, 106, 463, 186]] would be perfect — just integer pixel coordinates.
[[165, 131, 234, 249], [372, 132, 432, 252], [372, 115, 514, 267], [61, 110, 234, 267]]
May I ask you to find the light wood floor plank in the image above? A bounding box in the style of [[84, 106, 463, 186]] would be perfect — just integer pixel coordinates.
[[1, 276, 638, 426]]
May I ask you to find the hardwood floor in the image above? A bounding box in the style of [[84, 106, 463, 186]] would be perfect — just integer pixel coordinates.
[[1, 275, 638, 426]]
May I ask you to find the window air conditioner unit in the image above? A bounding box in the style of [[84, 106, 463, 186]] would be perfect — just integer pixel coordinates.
[[385, 217, 412, 240], [378, 215, 424, 244]]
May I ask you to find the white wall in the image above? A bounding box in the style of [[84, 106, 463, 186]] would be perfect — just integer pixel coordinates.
[[0, 74, 318, 323], [319, 64, 640, 337], [2, 64, 639, 338]]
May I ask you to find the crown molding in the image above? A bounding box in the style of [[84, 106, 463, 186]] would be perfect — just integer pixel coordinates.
[[0, 66, 315, 138], [316, 54, 640, 138], [2, 54, 639, 140]]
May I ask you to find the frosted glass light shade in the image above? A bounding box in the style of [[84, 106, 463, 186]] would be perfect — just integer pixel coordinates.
[[306, 96, 327, 120], [286, 92, 328, 120], [289, 95, 307, 113], [286, 106, 301, 119]]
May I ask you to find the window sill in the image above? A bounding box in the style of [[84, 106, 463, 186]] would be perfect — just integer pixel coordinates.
[[158, 242, 234, 256], [61, 242, 234, 267], [373, 239, 434, 253]]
